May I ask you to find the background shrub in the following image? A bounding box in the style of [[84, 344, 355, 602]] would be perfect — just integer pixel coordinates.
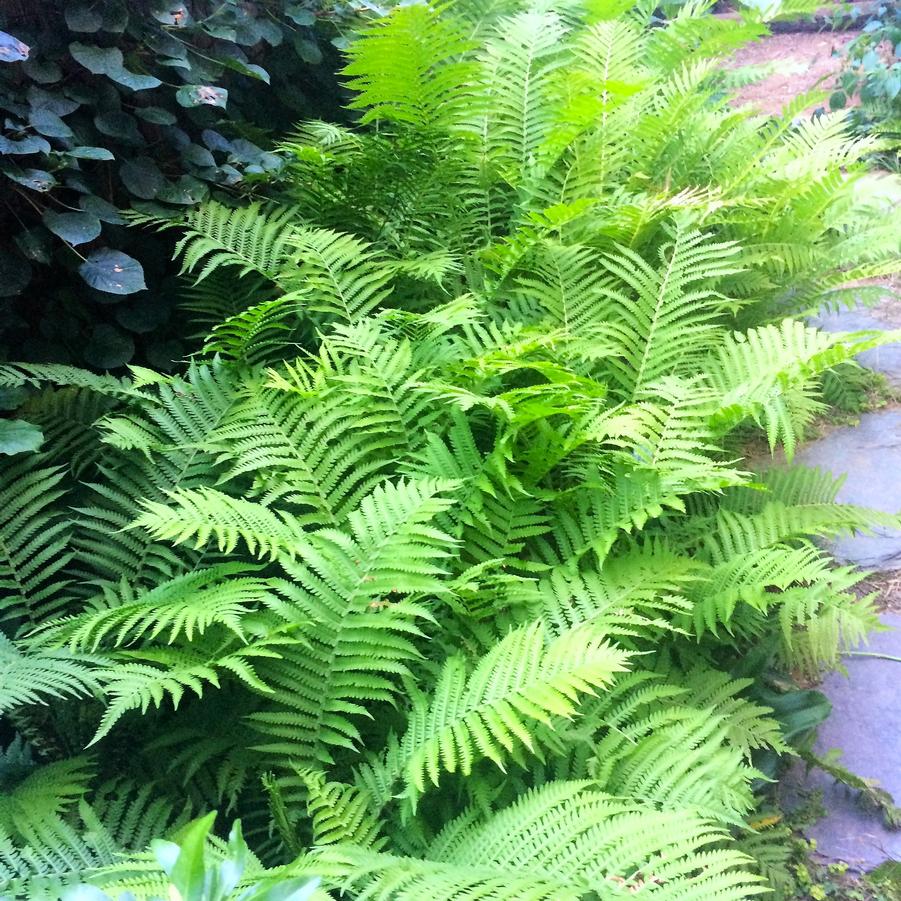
[[831, 2, 901, 155], [0, 0, 358, 369]]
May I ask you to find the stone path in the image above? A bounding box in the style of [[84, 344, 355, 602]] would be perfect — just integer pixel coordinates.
[[786, 303, 901, 869], [798, 410, 901, 570], [814, 306, 901, 389], [783, 614, 901, 871]]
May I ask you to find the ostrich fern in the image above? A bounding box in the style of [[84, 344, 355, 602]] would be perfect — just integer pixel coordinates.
[[1, 1, 900, 899]]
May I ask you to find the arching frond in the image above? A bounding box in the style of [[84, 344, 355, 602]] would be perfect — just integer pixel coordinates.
[[173, 201, 299, 284]]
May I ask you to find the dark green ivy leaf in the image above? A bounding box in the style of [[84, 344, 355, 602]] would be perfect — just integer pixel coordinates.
[[69, 42, 123, 75], [3, 166, 56, 191], [80, 195, 126, 224], [43, 210, 102, 246], [79, 248, 146, 295], [135, 106, 177, 125], [0, 134, 51, 154], [120, 156, 165, 199], [176, 85, 228, 109], [66, 145, 116, 160], [29, 107, 74, 138], [0, 420, 44, 455]]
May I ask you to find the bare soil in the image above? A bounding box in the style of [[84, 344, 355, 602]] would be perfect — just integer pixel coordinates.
[[857, 570, 901, 613], [727, 31, 860, 116]]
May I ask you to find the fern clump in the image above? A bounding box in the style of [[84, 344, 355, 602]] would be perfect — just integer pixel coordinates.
[[1, 1, 899, 899]]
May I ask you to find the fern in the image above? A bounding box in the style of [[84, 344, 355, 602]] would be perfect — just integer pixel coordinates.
[[288, 782, 765, 900], [1, 2, 898, 898], [0, 461, 74, 629], [360, 621, 630, 811], [172, 202, 299, 284]]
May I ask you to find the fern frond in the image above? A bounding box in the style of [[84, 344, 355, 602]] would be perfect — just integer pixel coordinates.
[[49, 564, 273, 651], [343, 4, 478, 129], [479, 11, 567, 186], [598, 228, 743, 397], [282, 229, 394, 322], [90, 642, 281, 746], [247, 479, 459, 767], [361, 621, 630, 811], [299, 770, 386, 850], [291, 782, 765, 900], [0, 460, 73, 630], [0, 636, 101, 714], [173, 201, 298, 284], [132, 488, 309, 561]]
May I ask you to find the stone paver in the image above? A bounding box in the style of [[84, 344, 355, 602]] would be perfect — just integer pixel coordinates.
[[784, 614, 901, 870], [813, 307, 901, 387], [797, 410, 901, 570]]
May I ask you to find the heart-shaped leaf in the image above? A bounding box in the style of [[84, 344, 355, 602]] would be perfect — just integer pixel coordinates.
[[136, 106, 177, 125], [157, 174, 209, 205], [218, 57, 270, 83], [66, 146, 116, 160], [79, 249, 146, 295], [70, 42, 123, 75], [182, 143, 216, 168], [43, 210, 102, 246], [94, 110, 143, 144], [0, 134, 51, 155], [286, 4, 316, 26], [14, 227, 52, 264], [0, 31, 29, 63], [109, 66, 162, 91], [29, 108, 74, 138], [176, 85, 228, 109], [0, 420, 43, 455], [3, 166, 56, 191], [80, 196, 125, 224], [201, 129, 232, 152], [22, 57, 62, 83], [293, 36, 323, 65], [120, 156, 165, 199], [28, 86, 80, 116]]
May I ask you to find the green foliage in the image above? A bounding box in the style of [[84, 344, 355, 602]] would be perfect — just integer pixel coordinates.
[[1, 1, 900, 899], [0, 0, 361, 368], [831, 4, 901, 154]]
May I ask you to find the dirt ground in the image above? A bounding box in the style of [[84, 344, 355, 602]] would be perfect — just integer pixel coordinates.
[[727, 30, 860, 116]]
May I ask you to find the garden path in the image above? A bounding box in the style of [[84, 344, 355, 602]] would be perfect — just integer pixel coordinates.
[[782, 305, 901, 870]]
